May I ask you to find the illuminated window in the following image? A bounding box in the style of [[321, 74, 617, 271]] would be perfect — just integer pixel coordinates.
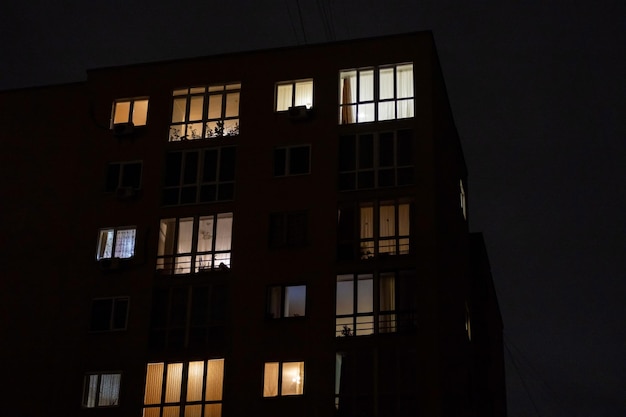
[[263, 361, 304, 397], [149, 285, 227, 350], [104, 161, 142, 193], [83, 372, 121, 408], [274, 145, 310, 176], [163, 147, 236, 205], [267, 285, 306, 318], [157, 213, 233, 274], [96, 227, 136, 260], [276, 80, 313, 111], [269, 211, 308, 248], [338, 130, 413, 190], [336, 270, 417, 337], [169, 83, 240, 141], [111, 98, 148, 127], [143, 359, 224, 417], [339, 63, 413, 124], [89, 297, 129, 332], [337, 200, 410, 261]]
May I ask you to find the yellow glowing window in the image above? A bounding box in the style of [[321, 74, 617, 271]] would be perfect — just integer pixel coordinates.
[[263, 361, 304, 397], [111, 98, 148, 127]]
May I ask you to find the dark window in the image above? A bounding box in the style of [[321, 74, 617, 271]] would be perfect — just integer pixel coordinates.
[[163, 147, 236, 205], [269, 211, 308, 248], [105, 161, 142, 192], [338, 130, 413, 191], [267, 285, 307, 318], [149, 285, 227, 351], [274, 145, 310, 176], [90, 297, 129, 331]]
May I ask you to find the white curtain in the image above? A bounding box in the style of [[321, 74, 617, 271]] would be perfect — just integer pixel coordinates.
[[196, 216, 214, 253], [276, 84, 293, 111], [215, 213, 232, 251], [294, 80, 313, 108], [115, 229, 136, 258], [379, 204, 396, 237], [178, 218, 194, 254], [396, 64, 414, 118], [98, 374, 121, 406]]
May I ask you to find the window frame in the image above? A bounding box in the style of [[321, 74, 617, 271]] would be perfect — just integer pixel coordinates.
[[143, 359, 224, 416], [82, 371, 122, 408], [111, 97, 149, 128], [275, 79, 314, 111], [104, 160, 143, 193], [156, 213, 233, 275], [339, 63, 414, 124], [163, 146, 236, 206], [266, 284, 307, 319], [273, 144, 311, 177], [89, 297, 130, 332], [169, 83, 241, 141], [263, 361, 305, 397], [96, 226, 137, 261]]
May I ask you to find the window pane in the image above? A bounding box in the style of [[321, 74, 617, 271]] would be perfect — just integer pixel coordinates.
[[358, 134, 374, 169], [215, 213, 232, 251], [295, 81, 313, 108], [113, 101, 130, 124], [281, 362, 304, 395], [359, 70, 374, 101], [219, 147, 236, 181], [379, 204, 396, 237], [397, 98, 414, 119], [132, 99, 149, 126], [357, 103, 374, 122], [276, 84, 293, 111], [338, 135, 356, 171], [97, 229, 114, 260], [225, 92, 239, 117], [178, 218, 194, 254], [340, 71, 356, 104], [105, 163, 121, 192], [165, 363, 183, 403], [208, 94, 222, 119], [98, 374, 121, 406], [360, 206, 374, 239], [165, 152, 182, 186], [121, 163, 142, 188], [158, 219, 176, 257], [357, 275, 373, 313], [188, 96, 204, 121], [263, 363, 279, 397], [202, 149, 218, 182], [336, 275, 354, 315], [183, 152, 199, 184], [205, 404, 222, 417], [284, 285, 306, 317], [163, 406, 180, 417], [185, 405, 202, 417], [112, 298, 129, 330], [144, 363, 164, 405], [171, 97, 187, 123], [83, 375, 98, 407], [114, 228, 135, 258], [205, 359, 224, 401], [90, 299, 113, 331], [186, 361, 204, 402], [267, 286, 282, 318], [379, 68, 394, 100], [289, 146, 310, 175], [398, 203, 410, 236], [197, 216, 214, 253], [396, 64, 414, 98]]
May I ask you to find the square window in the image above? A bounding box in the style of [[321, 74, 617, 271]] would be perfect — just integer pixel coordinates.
[[263, 361, 304, 397], [90, 297, 129, 331], [83, 372, 121, 408], [111, 98, 148, 127], [274, 145, 310, 176], [105, 161, 142, 193], [269, 212, 308, 248], [267, 285, 306, 318], [96, 227, 136, 260], [276, 80, 313, 111]]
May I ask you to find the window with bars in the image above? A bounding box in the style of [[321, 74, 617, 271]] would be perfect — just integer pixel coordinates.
[[157, 214, 233, 274], [169, 84, 240, 141], [143, 359, 224, 417], [337, 200, 411, 261], [339, 63, 413, 124], [335, 270, 417, 337], [338, 129, 413, 191], [163, 147, 236, 206]]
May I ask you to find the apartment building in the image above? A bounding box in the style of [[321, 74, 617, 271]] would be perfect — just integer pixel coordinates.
[[0, 32, 506, 417]]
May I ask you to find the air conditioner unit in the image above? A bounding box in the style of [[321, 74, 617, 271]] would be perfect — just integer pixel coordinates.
[[113, 122, 135, 136], [116, 186, 137, 199], [288, 105, 310, 120]]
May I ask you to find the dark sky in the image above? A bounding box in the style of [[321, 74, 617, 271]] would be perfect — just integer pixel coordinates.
[[3, 1, 625, 415]]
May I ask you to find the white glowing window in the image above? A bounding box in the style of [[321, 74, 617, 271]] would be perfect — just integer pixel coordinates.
[[276, 80, 313, 111], [111, 98, 148, 127], [339, 63, 413, 124], [143, 359, 224, 417], [83, 372, 121, 408], [96, 227, 136, 260], [263, 361, 304, 397]]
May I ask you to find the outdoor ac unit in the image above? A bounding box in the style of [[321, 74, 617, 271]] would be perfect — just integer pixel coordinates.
[[288, 105, 310, 120], [116, 186, 137, 199], [113, 122, 135, 136]]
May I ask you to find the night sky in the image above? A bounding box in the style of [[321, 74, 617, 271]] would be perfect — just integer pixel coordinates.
[[3, 1, 625, 415]]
